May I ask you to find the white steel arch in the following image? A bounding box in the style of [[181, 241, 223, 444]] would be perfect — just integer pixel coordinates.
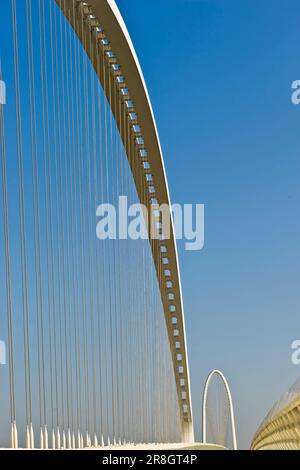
[[55, 0, 194, 442], [202, 370, 237, 450]]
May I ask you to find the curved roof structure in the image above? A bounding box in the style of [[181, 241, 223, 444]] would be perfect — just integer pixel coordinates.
[[251, 377, 300, 450]]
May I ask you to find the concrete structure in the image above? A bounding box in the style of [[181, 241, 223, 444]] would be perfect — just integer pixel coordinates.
[[251, 379, 300, 450]]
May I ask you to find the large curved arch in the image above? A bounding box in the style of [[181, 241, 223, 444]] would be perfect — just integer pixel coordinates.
[[202, 370, 237, 450], [55, 0, 194, 442]]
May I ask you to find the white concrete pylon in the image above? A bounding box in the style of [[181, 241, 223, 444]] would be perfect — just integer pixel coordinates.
[[62, 430, 66, 449], [30, 422, 34, 449], [14, 421, 18, 449], [52, 429, 56, 449], [56, 427, 61, 449], [26, 424, 31, 449], [44, 425, 49, 449], [40, 426, 44, 449], [11, 421, 18, 449], [67, 428, 72, 449], [77, 430, 81, 449], [86, 431, 91, 448]]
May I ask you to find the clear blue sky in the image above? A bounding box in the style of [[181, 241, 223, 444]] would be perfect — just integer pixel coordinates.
[[116, 0, 300, 448]]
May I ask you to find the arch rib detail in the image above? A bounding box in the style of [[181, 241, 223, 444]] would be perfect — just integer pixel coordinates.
[[55, 0, 194, 442]]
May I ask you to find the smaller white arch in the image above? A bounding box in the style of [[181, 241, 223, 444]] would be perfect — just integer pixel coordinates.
[[202, 370, 237, 450]]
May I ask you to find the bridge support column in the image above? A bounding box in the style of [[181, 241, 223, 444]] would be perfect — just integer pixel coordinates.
[[181, 421, 194, 444]]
